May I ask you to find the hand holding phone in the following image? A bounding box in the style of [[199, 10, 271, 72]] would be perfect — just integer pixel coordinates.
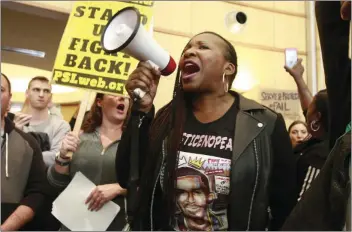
[[13, 112, 32, 130], [284, 58, 304, 79], [285, 48, 298, 69]]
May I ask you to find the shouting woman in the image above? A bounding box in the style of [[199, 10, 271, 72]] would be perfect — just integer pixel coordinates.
[[117, 31, 297, 231], [48, 94, 131, 231]]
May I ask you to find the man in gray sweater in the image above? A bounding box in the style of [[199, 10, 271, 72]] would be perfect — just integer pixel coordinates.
[[22, 76, 70, 167]]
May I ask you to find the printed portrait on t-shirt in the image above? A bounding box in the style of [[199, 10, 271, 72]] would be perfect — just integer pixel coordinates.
[[174, 151, 231, 231]]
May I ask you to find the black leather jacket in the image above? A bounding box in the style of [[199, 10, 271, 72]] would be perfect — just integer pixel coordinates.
[[116, 92, 297, 231], [28, 132, 50, 152], [6, 113, 50, 152], [282, 131, 351, 230]]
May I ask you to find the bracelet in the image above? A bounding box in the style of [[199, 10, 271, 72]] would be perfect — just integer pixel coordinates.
[[55, 152, 71, 166], [60, 154, 71, 160], [55, 157, 70, 166]]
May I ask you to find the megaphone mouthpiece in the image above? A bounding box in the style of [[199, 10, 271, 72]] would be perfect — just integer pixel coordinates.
[[160, 56, 176, 76]]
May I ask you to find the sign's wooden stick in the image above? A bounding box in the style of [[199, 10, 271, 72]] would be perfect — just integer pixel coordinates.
[[66, 91, 96, 158]]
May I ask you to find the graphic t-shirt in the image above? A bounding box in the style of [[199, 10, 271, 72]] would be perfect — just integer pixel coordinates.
[[174, 101, 238, 231]]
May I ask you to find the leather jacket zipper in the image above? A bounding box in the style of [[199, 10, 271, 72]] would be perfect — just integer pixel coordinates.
[[150, 138, 167, 231], [150, 171, 161, 231], [246, 139, 260, 230]]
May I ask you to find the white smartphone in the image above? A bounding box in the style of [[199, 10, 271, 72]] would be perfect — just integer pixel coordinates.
[[285, 48, 298, 68]]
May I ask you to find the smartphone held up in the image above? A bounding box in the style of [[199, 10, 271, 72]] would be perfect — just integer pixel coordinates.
[[285, 48, 298, 68]]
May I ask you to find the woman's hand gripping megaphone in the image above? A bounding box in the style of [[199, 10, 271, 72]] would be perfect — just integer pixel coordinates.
[[132, 60, 159, 99], [126, 60, 161, 113]]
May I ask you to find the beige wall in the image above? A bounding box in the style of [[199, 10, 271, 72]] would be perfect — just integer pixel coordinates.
[[152, 1, 309, 127], [61, 103, 79, 122], [3, 1, 320, 127], [1, 5, 86, 105]]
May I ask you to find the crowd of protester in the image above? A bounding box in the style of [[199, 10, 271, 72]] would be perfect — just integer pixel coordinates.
[[0, 1, 350, 231]]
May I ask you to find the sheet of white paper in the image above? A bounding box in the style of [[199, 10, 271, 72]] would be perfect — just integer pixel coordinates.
[[51, 172, 120, 231]]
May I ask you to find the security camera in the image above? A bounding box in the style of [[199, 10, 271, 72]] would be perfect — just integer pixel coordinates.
[[225, 11, 247, 33]]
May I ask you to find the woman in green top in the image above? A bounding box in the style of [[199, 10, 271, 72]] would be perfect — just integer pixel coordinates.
[[47, 93, 131, 231]]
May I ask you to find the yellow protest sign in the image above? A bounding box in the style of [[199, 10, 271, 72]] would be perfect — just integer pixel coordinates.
[[52, 1, 154, 96]]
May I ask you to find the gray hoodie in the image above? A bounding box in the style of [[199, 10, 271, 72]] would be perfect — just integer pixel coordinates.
[[24, 115, 70, 167], [1, 117, 49, 229]]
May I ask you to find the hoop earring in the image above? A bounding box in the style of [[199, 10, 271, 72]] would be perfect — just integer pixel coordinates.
[[310, 120, 320, 132], [223, 73, 229, 93]]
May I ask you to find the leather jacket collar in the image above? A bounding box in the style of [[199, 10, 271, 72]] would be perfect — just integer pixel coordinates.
[[230, 90, 265, 112], [229, 91, 267, 163]]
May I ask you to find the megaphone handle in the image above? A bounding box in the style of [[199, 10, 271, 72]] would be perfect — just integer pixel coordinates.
[[132, 60, 159, 101], [133, 88, 146, 101]]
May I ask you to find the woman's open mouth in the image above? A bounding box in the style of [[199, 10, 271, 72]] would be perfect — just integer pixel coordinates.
[[116, 103, 125, 113], [181, 61, 200, 81]]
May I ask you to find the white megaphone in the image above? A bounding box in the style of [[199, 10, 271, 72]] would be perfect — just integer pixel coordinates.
[[101, 7, 176, 100]]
